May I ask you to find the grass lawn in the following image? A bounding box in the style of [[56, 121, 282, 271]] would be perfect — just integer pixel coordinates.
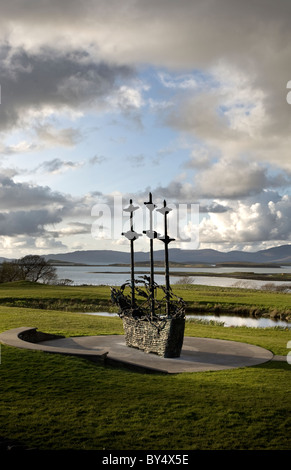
[[0, 282, 290, 450], [0, 280, 290, 319]]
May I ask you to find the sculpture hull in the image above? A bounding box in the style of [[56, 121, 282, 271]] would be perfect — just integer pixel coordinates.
[[122, 316, 185, 358]]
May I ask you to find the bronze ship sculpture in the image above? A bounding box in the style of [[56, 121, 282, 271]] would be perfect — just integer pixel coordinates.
[[111, 193, 185, 358]]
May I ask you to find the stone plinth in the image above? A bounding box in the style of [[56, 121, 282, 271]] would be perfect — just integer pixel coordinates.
[[122, 316, 185, 358]]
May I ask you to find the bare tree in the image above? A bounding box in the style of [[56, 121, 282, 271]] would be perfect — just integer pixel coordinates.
[[17, 255, 57, 283], [0, 255, 57, 284], [0, 260, 22, 283]]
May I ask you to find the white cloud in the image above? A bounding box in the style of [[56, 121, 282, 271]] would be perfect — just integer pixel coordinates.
[[116, 85, 144, 109], [56, 222, 91, 236], [1, 141, 38, 154], [148, 98, 173, 111], [199, 193, 291, 245], [194, 157, 290, 199], [212, 64, 268, 138]]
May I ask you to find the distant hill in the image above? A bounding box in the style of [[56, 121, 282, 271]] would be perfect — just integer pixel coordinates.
[[44, 244, 291, 265]]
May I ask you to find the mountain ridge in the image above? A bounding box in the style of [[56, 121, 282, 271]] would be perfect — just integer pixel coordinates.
[[44, 244, 291, 265]]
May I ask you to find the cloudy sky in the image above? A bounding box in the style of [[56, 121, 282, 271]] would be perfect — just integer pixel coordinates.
[[1, 0, 291, 258]]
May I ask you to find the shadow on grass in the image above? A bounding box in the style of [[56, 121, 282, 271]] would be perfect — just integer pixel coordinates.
[[254, 360, 289, 371]]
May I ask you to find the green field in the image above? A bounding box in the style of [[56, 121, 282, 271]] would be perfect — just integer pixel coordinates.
[[0, 280, 291, 319], [0, 281, 290, 450]]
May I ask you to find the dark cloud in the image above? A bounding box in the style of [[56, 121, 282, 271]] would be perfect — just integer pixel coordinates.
[[199, 203, 230, 214], [36, 158, 82, 174], [2, 1, 290, 79], [150, 157, 291, 204], [136, 182, 198, 205], [89, 155, 107, 165], [0, 209, 62, 236], [194, 158, 291, 199], [0, 43, 134, 131], [0, 172, 93, 241], [0, 174, 67, 210]]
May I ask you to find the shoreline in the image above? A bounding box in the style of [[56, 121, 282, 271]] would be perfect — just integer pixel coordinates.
[[88, 270, 291, 282]]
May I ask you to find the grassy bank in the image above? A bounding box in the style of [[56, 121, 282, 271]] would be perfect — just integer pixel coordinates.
[[0, 281, 112, 312], [176, 284, 291, 320], [0, 280, 291, 320], [0, 282, 290, 450]]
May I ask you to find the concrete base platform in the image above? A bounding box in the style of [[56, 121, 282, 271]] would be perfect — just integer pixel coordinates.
[[0, 327, 275, 373]]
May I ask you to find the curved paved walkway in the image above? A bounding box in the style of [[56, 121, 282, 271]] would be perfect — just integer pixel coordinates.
[[0, 326, 279, 373]]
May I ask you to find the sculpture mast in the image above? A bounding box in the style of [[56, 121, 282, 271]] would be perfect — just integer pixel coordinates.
[[122, 195, 175, 316], [143, 192, 158, 317], [157, 200, 175, 316], [122, 199, 140, 307]]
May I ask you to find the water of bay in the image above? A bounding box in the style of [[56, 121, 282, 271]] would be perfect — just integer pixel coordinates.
[[82, 312, 290, 329], [55, 265, 291, 290]]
